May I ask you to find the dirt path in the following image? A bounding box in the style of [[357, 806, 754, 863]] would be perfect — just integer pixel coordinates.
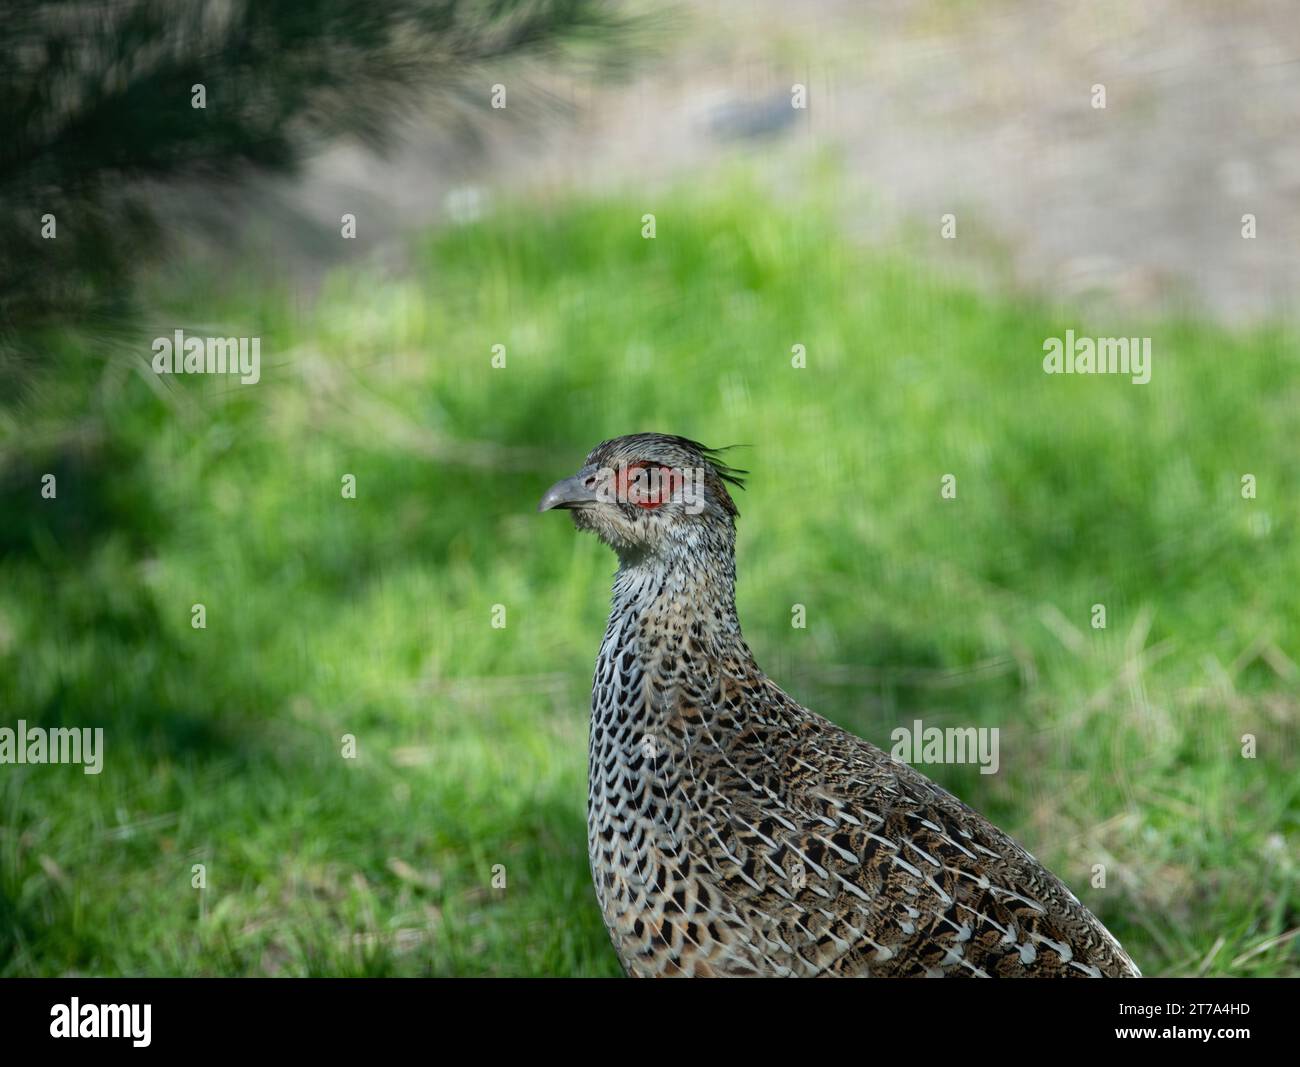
[[243, 0, 1300, 325]]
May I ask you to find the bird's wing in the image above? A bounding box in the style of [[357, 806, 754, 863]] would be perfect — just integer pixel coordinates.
[[674, 674, 1138, 977]]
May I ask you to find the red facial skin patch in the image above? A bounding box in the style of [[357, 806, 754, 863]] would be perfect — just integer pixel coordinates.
[[617, 462, 684, 509]]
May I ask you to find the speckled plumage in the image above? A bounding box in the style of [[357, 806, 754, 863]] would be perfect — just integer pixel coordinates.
[[541, 433, 1140, 978]]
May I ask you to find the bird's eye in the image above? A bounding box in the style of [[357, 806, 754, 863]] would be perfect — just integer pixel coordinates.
[[617, 462, 683, 509]]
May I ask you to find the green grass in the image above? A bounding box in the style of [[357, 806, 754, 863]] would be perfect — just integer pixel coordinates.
[[1, 171, 1297, 976]]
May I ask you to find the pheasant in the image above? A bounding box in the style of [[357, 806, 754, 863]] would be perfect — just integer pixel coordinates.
[[539, 433, 1140, 978]]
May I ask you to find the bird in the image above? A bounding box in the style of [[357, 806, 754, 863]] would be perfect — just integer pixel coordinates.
[[539, 432, 1140, 978]]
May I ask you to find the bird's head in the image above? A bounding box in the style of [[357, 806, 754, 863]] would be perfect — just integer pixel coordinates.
[[538, 433, 746, 559]]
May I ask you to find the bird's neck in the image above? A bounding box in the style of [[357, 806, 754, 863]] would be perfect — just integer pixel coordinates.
[[608, 532, 742, 649], [594, 528, 760, 737]]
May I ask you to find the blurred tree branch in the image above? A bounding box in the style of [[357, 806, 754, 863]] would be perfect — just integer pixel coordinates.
[[0, 0, 642, 332]]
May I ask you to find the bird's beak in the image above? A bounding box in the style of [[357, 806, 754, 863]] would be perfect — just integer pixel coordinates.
[[537, 469, 599, 512]]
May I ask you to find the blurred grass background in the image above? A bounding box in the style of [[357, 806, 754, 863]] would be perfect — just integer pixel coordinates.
[[1, 170, 1297, 976]]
